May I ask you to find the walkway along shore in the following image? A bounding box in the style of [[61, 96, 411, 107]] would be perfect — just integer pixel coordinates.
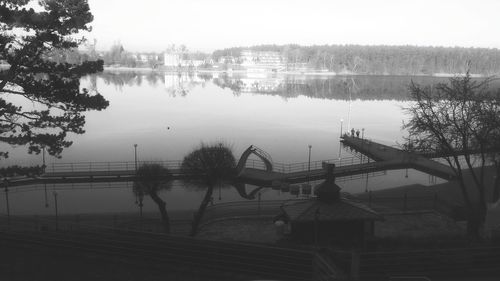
[[5, 135, 458, 188]]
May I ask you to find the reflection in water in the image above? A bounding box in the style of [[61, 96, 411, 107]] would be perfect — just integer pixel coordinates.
[[164, 73, 208, 97], [99, 71, 158, 89], [97, 71, 462, 100], [233, 182, 265, 200], [211, 74, 468, 101]]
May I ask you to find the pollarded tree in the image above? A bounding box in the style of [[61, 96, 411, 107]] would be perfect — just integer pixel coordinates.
[[134, 163, 173, 233], [403, 70, 500, 240], [0, 0, 109, 160], [181, 143, 236, 236]]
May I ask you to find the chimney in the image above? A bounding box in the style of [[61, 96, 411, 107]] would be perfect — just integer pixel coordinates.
[[316, 163, 341, 203], [324, 162, 336, 182]]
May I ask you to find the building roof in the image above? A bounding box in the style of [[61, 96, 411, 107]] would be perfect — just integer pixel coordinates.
[[281, 197, 383, 222]]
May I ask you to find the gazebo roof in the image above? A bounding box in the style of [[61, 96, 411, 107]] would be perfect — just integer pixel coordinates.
[[281, 197, 383, 222]]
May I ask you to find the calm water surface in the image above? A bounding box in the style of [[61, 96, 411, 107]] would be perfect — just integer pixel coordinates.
[[2, 73, 451, 215]]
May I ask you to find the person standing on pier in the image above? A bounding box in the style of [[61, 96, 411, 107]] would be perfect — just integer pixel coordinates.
[[351, 128, 355, 137], [356, 129, 360, 138]]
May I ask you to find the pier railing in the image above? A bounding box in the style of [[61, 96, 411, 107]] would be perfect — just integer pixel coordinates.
[[244, 156, 363, 173], [42, 157, 364, 175], [45, 160, 183, 174]]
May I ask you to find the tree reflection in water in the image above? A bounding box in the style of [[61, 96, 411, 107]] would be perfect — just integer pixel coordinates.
[[93, 71, 475, 101]]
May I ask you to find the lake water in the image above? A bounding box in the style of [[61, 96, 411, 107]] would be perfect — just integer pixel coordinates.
[[1, 72, 453, 215]]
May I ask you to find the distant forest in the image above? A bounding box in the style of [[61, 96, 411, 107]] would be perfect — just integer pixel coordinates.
[[212, 45, 500, 75]]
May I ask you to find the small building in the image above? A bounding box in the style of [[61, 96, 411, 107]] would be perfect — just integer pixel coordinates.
[[164, 52, 181, 67], [278, 164, 383, 248], [239, 50, 286, 72]]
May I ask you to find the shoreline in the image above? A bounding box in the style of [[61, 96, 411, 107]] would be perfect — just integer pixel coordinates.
[[102, 66, 489, 78], [2, 63, 490, 78]]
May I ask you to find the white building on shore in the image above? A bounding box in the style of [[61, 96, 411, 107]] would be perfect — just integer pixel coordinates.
[[164, 52, 182, 67], [240, 50, 286, 72], [164, 50, 205, 69]]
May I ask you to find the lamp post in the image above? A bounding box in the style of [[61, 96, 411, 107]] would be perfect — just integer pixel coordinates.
[[53, 191, 59, 231], [134, 144, 138, 171], [3, 179, 10, 225], [365, 158, 371, 192], [218, 143, 223, 200], [362, 128, 365, 140], [42, 146, 49, 207], [307, 145, 312, 183], [406, 133, 411, 178], [44, 183, 49, 208], [314, 208, 320, 246], [138, 193, 143, 223], [42, 146, 46, 170], [340, 118, 344, 137]]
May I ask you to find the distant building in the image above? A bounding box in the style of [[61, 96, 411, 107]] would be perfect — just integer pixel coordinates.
[[164, 52, 181, 67], [135, 54, 159, 63], [240, 50, 286, 72], [188, 60, 204, 67], [218, 56, 236, 64], [164, 49, 206, 70]]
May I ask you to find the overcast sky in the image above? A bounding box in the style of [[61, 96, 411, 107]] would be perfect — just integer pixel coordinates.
[[86, 0, 500, 52]]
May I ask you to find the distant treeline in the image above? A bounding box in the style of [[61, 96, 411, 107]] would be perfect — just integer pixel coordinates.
[[212, 44, 500, 75]]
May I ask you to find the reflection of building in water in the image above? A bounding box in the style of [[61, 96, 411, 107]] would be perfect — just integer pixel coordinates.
[[164, 74, 205, 95], [239, 77, 284, 93], [240, 50, 286, 72]]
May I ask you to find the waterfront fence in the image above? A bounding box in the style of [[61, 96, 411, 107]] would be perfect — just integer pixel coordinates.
[[43, 156, 366, 175], [46, 160, 183, 174], [200, 199, 308, 227], [245, 156, 367, 174], [357, 191, 456, 215]]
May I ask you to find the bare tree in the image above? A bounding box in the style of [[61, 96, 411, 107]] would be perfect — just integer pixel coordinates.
[[403, 70, 500, 240], [181, 143, 236, 236], [134, 163, 173, 233]]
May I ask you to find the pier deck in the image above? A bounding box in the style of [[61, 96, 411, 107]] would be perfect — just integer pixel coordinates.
[[340, 135, 456, 180]]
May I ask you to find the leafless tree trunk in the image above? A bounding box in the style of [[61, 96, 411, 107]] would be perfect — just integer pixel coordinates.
[[190, 185, 214, 236]]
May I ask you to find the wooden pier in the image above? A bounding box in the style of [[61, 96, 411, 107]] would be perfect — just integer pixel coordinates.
[[340, 135, 456, 180], [238, 135, 457, 186]]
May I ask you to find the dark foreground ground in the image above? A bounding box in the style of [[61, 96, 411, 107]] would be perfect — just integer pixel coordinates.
[[2, 169, 499, 281], [0, 241, 253, 281]]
